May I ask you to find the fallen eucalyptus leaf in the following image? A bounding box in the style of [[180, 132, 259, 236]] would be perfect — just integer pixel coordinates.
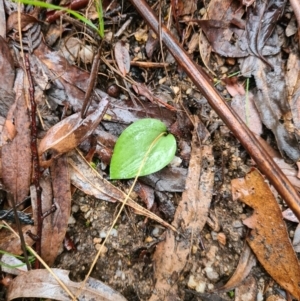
[[38, 98, 109, 166], [232, 169, 300, 299], [114, 40, 130, 76], [7, 268, 127, 301], [110, 118, 176, 179]]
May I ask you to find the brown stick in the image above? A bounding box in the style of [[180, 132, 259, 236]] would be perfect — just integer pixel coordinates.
[[129, 0, 300, 220], [25, 54, 43, 268]]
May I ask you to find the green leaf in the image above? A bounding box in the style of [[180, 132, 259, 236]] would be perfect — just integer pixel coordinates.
[[110, 119, 176, 179]]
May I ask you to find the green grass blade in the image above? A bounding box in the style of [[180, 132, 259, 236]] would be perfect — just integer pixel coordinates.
[[15, 0, 100, 34], [95, 0, 104, 37]]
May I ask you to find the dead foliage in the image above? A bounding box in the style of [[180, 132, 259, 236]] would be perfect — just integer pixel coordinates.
[[1, 0, 300, 300]]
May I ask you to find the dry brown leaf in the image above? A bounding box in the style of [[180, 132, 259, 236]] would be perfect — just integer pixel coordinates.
[[0, 36, 15, 118], [254, 135, 300, 190], [232, 169, 300, 299], [197, 0, 244, 75], [146, 29, 159, 59], [7, 268, 127, 301], [33, 42, 176, 124], [242, 55, 300, 162], [149, 117, 214, 301], [6, 11, 39, 32], [231, 92, 262, 136], [1, 69, 31, 206], [173, 0, 197, 16], [132, 83, 177, 111], [2, 102, 17, 142], [114, 40, 130, 76], [68, 149, 177, 232], [38, 98, 109, 166], [187, 32, 200, 54], [216, 243, 256, 293], [31, 155, 71, 265], [0, 223, 35, 255], [286, 52, 300, 103]]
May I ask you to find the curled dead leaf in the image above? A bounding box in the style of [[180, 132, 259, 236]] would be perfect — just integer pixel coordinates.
[[216, 243, 256, 293], [38, 98, 109, 166]]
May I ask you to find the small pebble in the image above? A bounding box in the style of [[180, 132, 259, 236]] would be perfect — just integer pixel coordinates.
[[204, 267, 219, 281], [145, 236, 153, 243], [93, 237, 101, 244], [220, 66, 228, 74], [95, 244, 108, 255], [110, 228, 118, 237], [257, 291, 263, 301], [169, 156, 182, 168], [171, 86, 179, 95], [186, 88, 192, 95], [217, 233, 226, 245], [187, 275, 206, 293], [207, 283, 214, 290], [152, 227, 161, 237], [192, 245, 198, 254], [107, 84, 120, 98], [199, 7, 206, 15], [205, 245, 218, 263], [68, 215, 76, 225], [100, 230, 107, 238], [211, 231, 218, 241], [72, 205, 79, 213], [84, 211, 91, 219], [80, 205, 89, 213], [196, 281, 206, 293], [225, 58, 236, 66]]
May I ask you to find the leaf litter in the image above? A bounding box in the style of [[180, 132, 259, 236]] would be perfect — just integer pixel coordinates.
[[2, 0, 300, 300], [232, 169, 300, 299]]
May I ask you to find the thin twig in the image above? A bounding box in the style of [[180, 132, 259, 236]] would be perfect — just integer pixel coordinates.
[[24, 54, 43, 269]]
